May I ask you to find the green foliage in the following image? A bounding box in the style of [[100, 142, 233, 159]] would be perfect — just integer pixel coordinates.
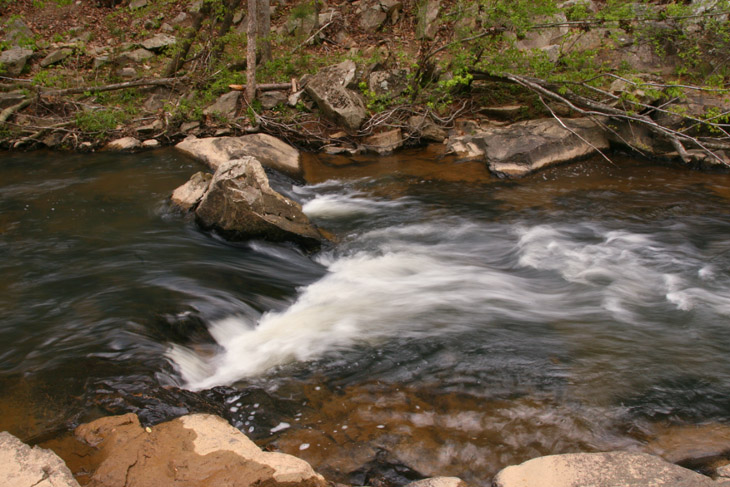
[[74, 108, 128, 136]]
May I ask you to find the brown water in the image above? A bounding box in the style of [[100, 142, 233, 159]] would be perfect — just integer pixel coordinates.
[[2, 149, 730, 485]]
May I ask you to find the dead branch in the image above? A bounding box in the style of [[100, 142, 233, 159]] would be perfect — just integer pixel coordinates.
[[41, 78, 184, 97], [0, 98, 31, 123]]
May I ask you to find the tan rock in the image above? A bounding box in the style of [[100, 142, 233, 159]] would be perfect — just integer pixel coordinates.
[[75, 413, 327, 487], [405, 477, 467, 487], [0, 431, 80, 487], [105, 137, 141, 151], [363, 128, 403, 154], [492, 451, 718, 487], [171, 171, 212, 211], [175, 134, 302, 177]]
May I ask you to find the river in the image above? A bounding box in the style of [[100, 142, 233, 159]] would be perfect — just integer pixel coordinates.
[[1, 147, 730, 485]]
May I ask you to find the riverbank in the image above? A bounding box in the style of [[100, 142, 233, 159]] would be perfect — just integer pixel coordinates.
[[2, 0, 730, 173]]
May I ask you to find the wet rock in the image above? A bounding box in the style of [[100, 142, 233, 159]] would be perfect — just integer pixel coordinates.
[[447, 118, 609, 177], [0, 48, 33, 77], [105, 137, 141, 151], [492, 451, 722, 487], [645, 423, 730, 464], [175, 133, 302, 177], [40, 48, 72, 68], [75, 413, 326, 487], [304, 60, 368, 133], [203, 91, 240, 120], [195, 158, 324, 249], [363, 128, 404, 154], [171, 171, 212, 211], [408, 114, 446, 142], [406, 478, 467, 487], [0, 431, 80, 487], [417, 0, 440, 40], [369, 68, 409, 97], [140, 33, 177, 52]]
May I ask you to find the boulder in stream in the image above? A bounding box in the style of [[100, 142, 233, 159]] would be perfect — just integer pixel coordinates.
[[75, 412, 327, 487], [175, 133, 302, 177], [446, 118, 610, 177], [191, 157, 324, 250]]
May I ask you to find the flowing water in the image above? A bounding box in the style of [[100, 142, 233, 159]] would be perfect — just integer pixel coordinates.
[[2, 147, 730, 485]]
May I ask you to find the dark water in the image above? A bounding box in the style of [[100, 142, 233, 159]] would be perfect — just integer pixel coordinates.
[[2, 148, 730, 485]]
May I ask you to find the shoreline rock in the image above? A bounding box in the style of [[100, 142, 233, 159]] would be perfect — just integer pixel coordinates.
[[0, 431, 80, 487], [492, 451, 727, 487], [175, 133, 303, 178], [74, 413, 328, 487]]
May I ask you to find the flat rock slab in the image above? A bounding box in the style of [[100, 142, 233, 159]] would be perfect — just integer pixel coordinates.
[[175, 133, 302, 177], [75, 413, 327, 487], [493, 451, 726, 487], [447, 118, 609, 178], [0, 431, 80, 487]]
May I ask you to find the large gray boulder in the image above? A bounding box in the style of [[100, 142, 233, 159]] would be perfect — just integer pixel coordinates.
[[446, 118, 609, 177], [417, 0, 440, 40], [304, 60, 368, 133], [193, 157, 324, 250], [175, 133, 302, 177], [0, 431, 80, 487], [0, 48, 33, 77], [492, 451, 725, 487], [75, 413, 327, 487]]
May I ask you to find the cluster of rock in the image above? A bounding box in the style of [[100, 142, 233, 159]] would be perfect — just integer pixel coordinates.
[[170, 133, 325, 250], [3, 412, 730, 487]]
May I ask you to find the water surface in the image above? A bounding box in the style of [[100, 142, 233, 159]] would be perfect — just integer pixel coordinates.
[[2, 149, 730, 485]]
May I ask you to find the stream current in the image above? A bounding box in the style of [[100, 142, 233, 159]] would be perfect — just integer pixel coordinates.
[[2, 148, 730, 485]]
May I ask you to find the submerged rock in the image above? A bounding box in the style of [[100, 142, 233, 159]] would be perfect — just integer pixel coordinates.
[[175, 133, 302, 177], [0, 431, 80, 487], [447, 118, 609, 177], [193, 157, 324, 250], [492, 451, 725, 487], [75, 413, 327, 487]]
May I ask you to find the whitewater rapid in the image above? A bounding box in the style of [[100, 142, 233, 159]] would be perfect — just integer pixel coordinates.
[[168, 184, 730, 391]]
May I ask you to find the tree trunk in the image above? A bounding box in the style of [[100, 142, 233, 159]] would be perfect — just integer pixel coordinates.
[[257, 0, 271, 63], [246, 0, 258, 102]]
